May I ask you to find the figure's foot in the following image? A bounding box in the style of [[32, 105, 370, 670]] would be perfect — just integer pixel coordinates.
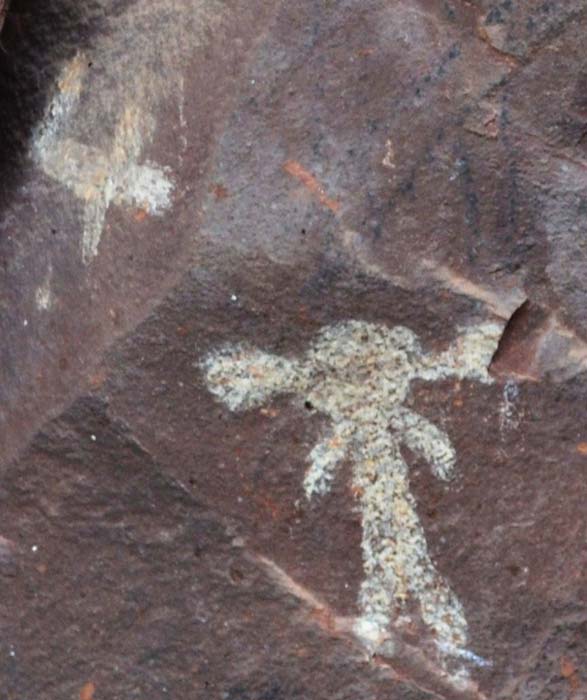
[[427, 638, 492, 692], [435, 640, 492, 671], [351, 614, 492, 681]]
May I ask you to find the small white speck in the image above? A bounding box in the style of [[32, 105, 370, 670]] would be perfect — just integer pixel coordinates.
[[9, 649, 15, 658], [230, 294, 238, 302], [31, 545, 38, 553], [250, 79, 256, 85], [23, 319, 28, 327], [90, 434, 96, 441]]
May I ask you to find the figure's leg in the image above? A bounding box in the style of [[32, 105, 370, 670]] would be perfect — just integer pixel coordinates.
[[395, 496, 468, 653], [352, 439, 412, 650], [352, 438, 468, 662]]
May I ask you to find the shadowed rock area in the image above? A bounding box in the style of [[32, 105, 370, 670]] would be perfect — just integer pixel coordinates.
[[1, 1, 587, 698]]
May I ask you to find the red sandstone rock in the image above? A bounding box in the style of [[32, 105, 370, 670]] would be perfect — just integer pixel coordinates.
[[1, 2, 587, 698]]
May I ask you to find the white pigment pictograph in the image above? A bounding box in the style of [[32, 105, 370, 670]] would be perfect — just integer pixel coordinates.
[[34, 54, 174, 264], [202, 320, 501, 673]]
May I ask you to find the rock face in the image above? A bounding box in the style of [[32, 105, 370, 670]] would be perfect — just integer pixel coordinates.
[[1, 1, 587, 698]]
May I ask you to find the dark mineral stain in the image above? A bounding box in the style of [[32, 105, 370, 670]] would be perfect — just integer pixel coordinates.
[[0, 1, 112, 209]]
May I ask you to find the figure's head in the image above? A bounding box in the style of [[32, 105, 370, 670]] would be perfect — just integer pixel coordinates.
[[302, 321, 422, 410], [306, 321, 421, 377]]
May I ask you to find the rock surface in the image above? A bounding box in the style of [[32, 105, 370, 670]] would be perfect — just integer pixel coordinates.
[[1, 1, 587, 698]]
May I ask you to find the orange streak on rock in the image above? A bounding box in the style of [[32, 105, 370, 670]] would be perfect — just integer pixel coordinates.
[[80, 682, 96, 700], [283, 160, 340, 213], [560, 657, 580, 692]]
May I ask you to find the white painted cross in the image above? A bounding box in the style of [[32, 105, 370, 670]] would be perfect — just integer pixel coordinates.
[[202, 320, 501, 674], [34, 54, 173, 264]]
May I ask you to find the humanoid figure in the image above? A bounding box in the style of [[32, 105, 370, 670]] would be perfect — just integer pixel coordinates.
[[203, 320, 500, 671]]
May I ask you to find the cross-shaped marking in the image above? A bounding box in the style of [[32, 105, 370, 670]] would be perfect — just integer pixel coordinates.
[[34, 54, 173, 264], [202, 320, 501, 675]]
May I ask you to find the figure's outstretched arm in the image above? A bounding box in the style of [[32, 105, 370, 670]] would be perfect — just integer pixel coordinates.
[[201, 344, 302, 411], [417, 322, 502, 384], [391, 408, 456, 481], [304, 421, 352, 499]]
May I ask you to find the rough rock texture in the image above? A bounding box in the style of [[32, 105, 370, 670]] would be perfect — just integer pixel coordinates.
[[1, 1, 587, 698]]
